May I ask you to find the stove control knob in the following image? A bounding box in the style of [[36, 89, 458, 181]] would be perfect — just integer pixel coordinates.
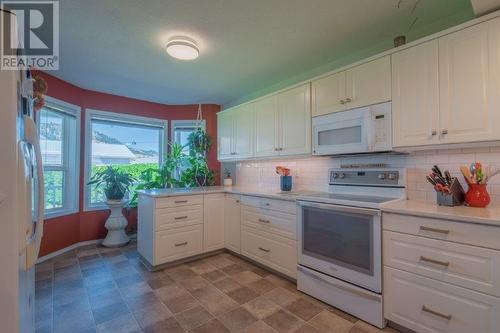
[[339, 173, 346, 179], [378, 173, 386, 180], [388, 173, 397, 180], [332, 173, 338, 179]]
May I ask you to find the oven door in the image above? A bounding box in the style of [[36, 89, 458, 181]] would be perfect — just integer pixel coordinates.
[[297, 201, 381, 293], [312, 107, 369, 155]]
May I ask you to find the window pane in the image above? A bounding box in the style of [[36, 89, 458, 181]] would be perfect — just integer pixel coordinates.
[[43, 170, 64, 210], [90, 119, 162, 204], [39, 108, 64, 165]]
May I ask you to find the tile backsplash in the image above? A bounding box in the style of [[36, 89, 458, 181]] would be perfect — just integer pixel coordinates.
[[226, 147, 500, 206]]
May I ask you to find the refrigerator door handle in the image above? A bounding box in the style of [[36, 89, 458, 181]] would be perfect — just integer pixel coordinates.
[[23, 115, 44, 267]]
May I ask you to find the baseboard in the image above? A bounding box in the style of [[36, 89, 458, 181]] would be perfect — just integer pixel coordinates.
[[36, 239, 103, 264]]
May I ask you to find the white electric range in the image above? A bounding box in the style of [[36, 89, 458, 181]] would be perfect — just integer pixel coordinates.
[[296, 167, 406, 328]]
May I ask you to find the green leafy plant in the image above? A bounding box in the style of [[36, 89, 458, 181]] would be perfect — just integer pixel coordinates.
[[87, 166, 135, 201], [179, 128, 215, 187], [128, 142, 185, 207], [128, 130, 216, 206], [187, 128, 212, 156]]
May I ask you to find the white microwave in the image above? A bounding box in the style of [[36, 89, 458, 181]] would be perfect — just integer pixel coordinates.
[[312, 102, 392, 156]]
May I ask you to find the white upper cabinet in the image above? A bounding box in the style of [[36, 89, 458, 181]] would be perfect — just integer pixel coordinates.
[[233, 104, 254, 159], [438, 18, 500, 144], [312, 71, 346, 116], [217, 105, 254, 160], [219, 84, 311, 160], [279, 84, 311, 156], [393, 17, 500, 148], [217, 111, 234, 160], [392, 40, 440, 147], [312, 56, 391, 117], [345, 56, 392, 110], [254, 95, 280, 157]]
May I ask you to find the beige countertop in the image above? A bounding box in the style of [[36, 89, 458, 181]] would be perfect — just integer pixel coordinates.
[[137, 186, 301, 201], [381, 199, 500, 227]]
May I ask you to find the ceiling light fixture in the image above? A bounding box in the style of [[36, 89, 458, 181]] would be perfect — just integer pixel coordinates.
[[165, 37, 199, 60]]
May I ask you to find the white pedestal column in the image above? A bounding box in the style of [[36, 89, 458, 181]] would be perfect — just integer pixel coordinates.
[[102, 199, 129, 247]]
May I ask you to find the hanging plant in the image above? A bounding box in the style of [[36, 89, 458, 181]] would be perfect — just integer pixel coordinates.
[[187, 128, 212, 156]]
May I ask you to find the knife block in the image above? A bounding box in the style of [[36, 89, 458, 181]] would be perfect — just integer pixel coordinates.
[[436, 178, 465, 207]]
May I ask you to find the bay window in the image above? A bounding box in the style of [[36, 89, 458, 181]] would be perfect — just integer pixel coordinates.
[[84, 109, 168, 210], [38, 97, 80, 218]]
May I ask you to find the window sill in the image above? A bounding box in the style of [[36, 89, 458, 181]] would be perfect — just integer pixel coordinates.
[[44, 208, 78, 220]]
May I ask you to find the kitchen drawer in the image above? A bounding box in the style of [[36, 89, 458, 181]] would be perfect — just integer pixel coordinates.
[[155, 195, 203, 209], [241, 226, 297, 278], [384, 267, 500, 333], [241, 206, 296, 240], [155, 205, 203, 231], [383, 231, 500, 296], [154, 225, 203, 265], [240, 195, 296, 214], [383, 213, 500, 250]]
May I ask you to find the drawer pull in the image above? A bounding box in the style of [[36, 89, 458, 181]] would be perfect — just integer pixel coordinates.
[[419, 256, 450, 267], [258, 218, 270, 223], [419, 226, 450, 235], [422, 305, 452, 321], [258, 247, 270, 253], [265, 203, 270, 207], [174, 216, 188, 220], [174, 200, 188, 204], [175, 242, 188, 247]]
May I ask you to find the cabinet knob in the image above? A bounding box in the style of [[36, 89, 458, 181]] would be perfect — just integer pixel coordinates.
[[441, 129, 448, 135], [236, 200, 240, 203], [345, 97, 352, 103], [431, 130, 437, 136], [340, 99, 346, 104]]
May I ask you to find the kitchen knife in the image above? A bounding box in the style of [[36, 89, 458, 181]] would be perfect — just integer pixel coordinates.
[[444, 170, 452, 185], [432, 165, 444, 178]]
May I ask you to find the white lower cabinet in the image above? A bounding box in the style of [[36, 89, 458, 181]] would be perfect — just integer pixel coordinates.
[[155, 225, 203, 264], [241, 226, 297, 278], [383, 213, 500, 333], [224, 194, 241, 253], [240, 196, 298, 278], [384, 267, 500, 333], [203, 194, 225, 252], [139, 192, 298, 278]]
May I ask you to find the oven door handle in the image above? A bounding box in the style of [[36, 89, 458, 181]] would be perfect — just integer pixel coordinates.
[[297, 201, 380, 216]]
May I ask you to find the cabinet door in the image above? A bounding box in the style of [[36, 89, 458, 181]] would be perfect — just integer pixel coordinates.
[[345, 56, 391, 109], [233, 104, 254, 159], [217, 112, 234, 160], [311, 71, 346, 117], [278, 84, 311, 156], [203, 194, 225, 252], [439, 18, 500, 144], [392, 40, 440, 147], [254, 95, 280, 157], [224, 194, 241, 253]]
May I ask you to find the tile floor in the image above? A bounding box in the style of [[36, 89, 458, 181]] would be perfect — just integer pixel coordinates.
[[35, 241, 399, 333]]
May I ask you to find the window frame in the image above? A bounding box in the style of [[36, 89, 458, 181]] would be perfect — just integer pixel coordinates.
[[37, 96, 81, 219], [170, 119, 206, 146], [84, 109, 168, 211]]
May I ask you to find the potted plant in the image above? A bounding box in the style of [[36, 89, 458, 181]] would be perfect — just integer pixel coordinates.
[[223, 168, 233, 186], [88, 166, 135, 247]]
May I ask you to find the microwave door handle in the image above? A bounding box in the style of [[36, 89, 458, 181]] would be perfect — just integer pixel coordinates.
[[298, 201, 380, 216]]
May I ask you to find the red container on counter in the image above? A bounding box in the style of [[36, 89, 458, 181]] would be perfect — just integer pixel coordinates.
[[465, 184, 491, 208]]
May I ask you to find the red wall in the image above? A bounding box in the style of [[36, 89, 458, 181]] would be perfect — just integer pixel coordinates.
[[36, 72, 220, 256]]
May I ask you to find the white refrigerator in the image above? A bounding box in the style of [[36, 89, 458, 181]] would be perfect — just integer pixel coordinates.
[[0, 9, 45, 333]]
